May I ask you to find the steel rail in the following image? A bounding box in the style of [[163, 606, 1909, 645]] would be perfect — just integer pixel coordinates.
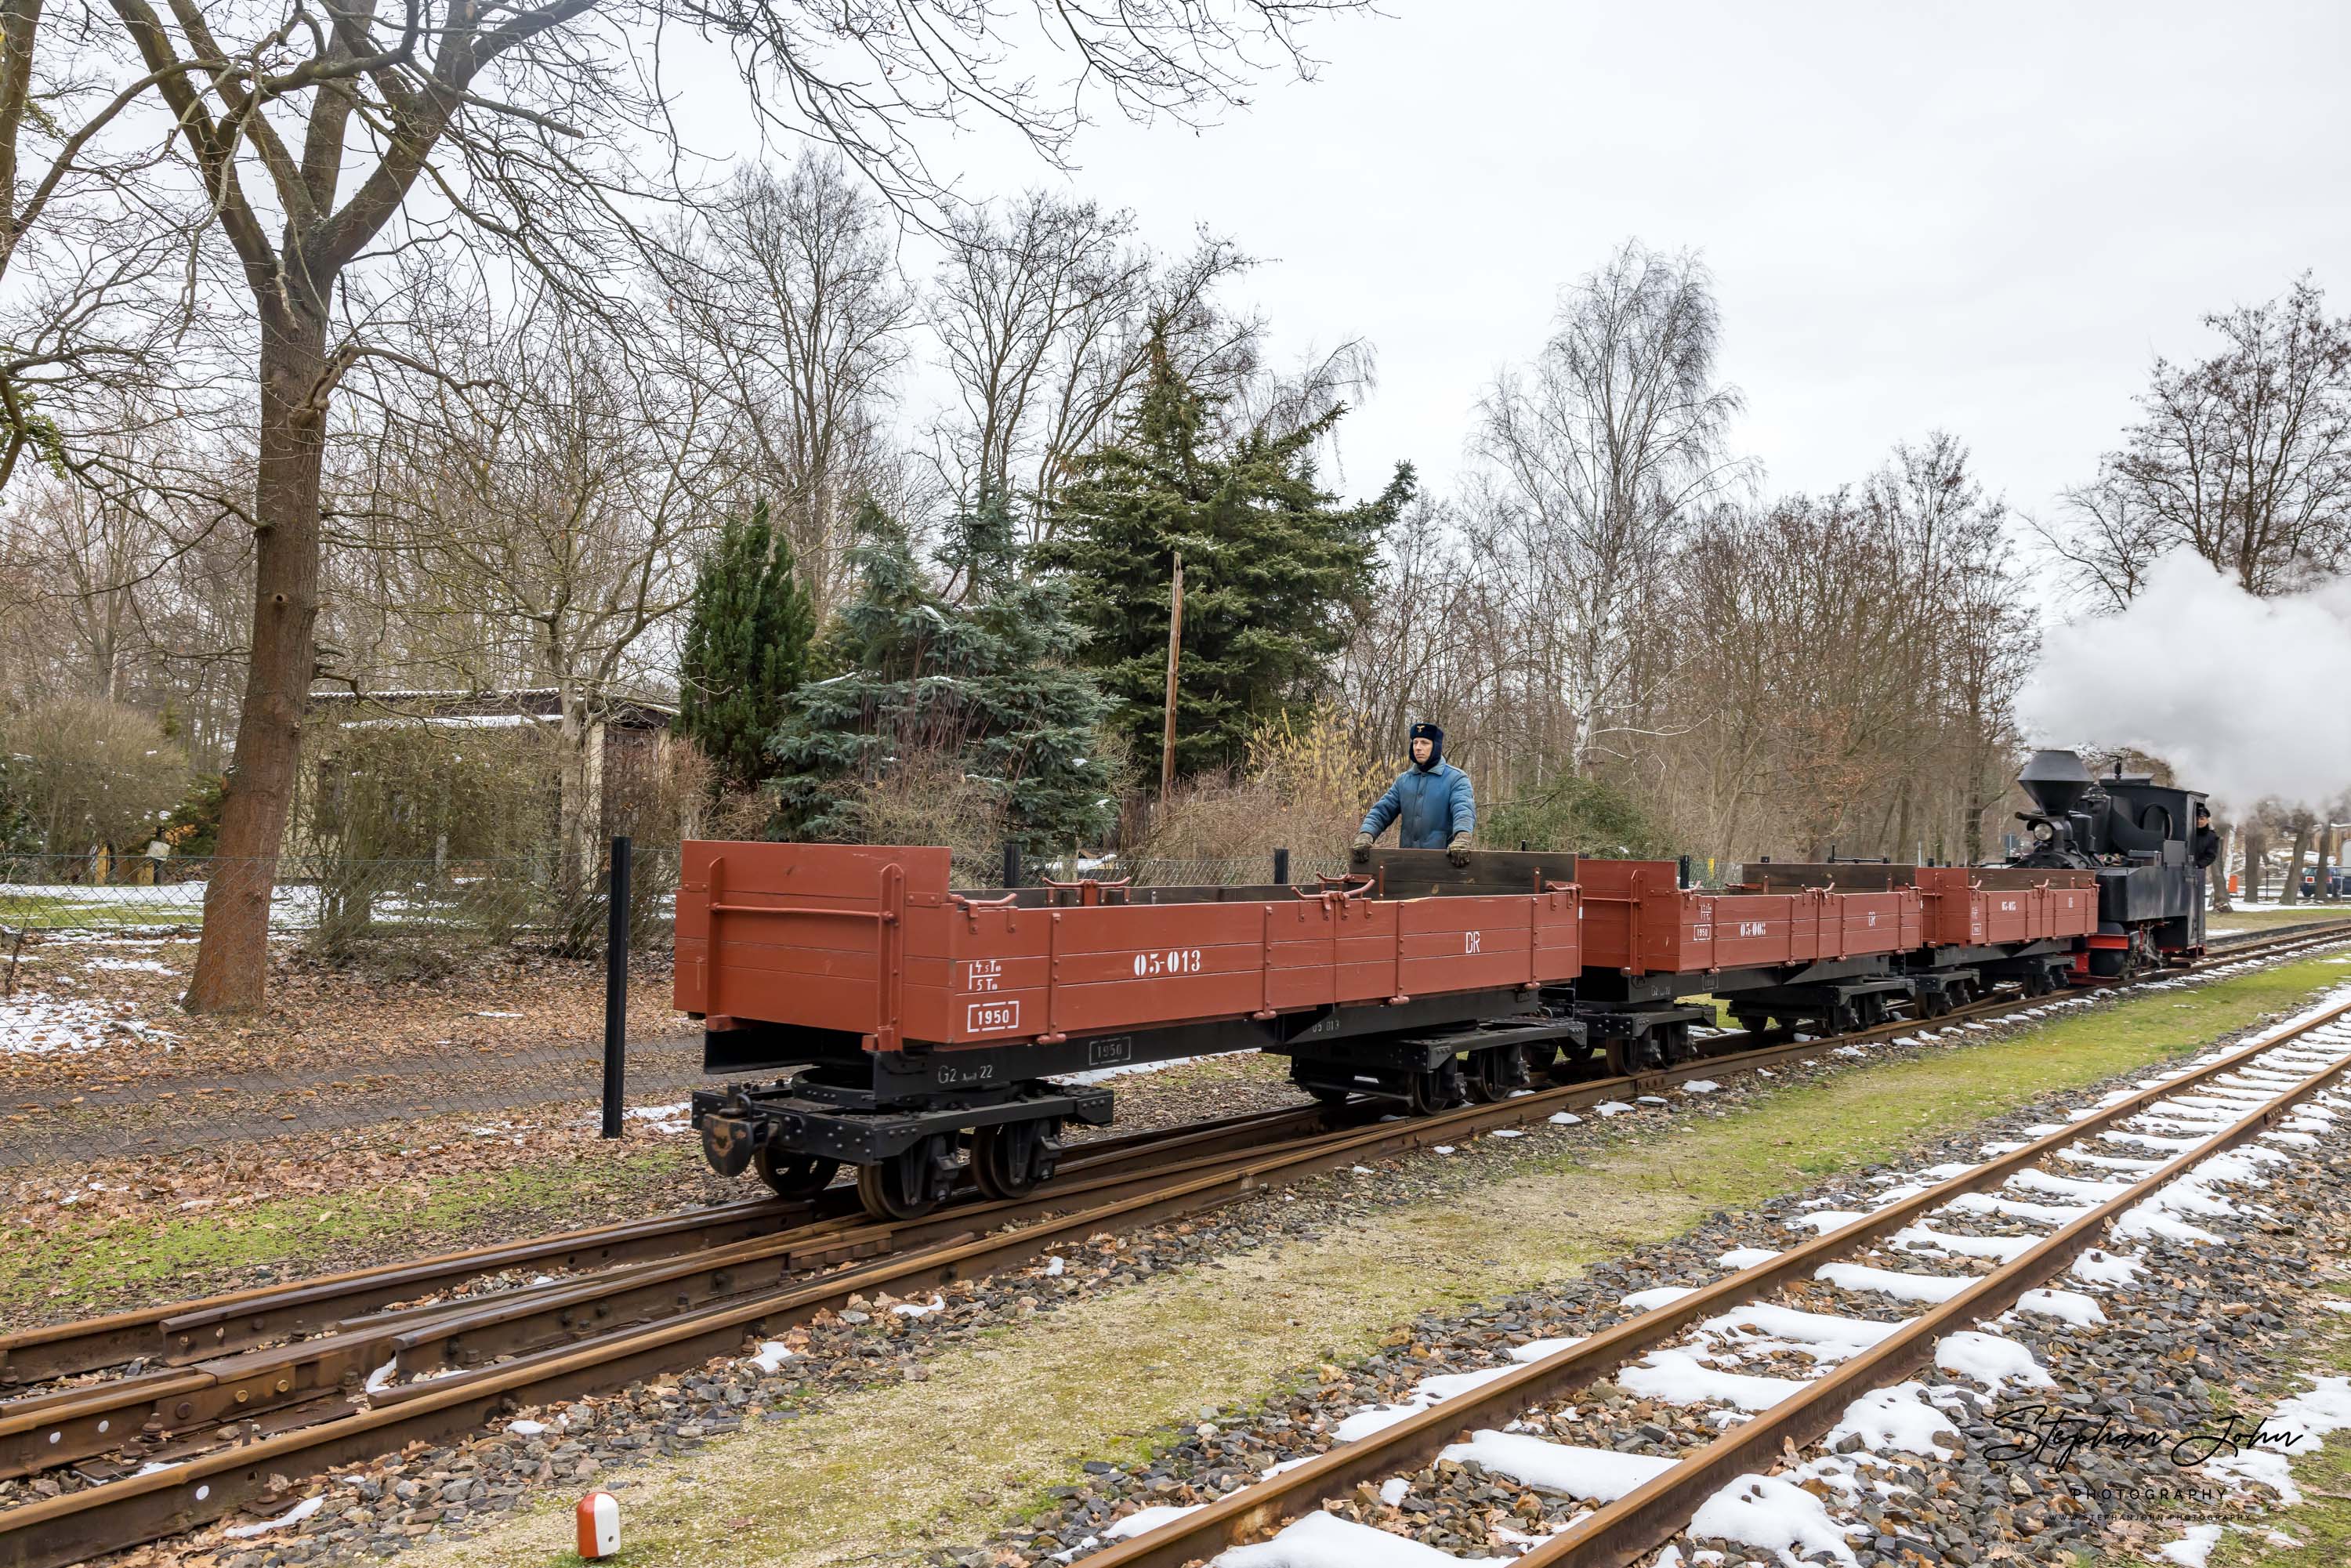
[[2, 925, 2346, 1564], [1523, 1030, 2351, 1563], [12, 915, 2331, 1392], [0, 1101, 1320, 1389], [1080, 993, 2351, 1568]]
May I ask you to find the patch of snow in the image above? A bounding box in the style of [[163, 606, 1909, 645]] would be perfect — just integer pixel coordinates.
[[1784, 1211, 1871, 1233], [1214, 1508, 1505, 1567], [2155, 1523, 2222, 1567], [1935, 1331, 2056, 1396], [1827, 1382, 1960, 1461], [1687, 1473, 1858, 1567], [1508, 1336, 1588, 1363], [1620, 1286, 1697, 1311], [1548, 1112, 1581, 1125], [1814, 1262, 1969, 1303], [1716, 1247, 1780, 1269], [1439, 1430, 1675, 1501], [2005, 1288, 2108, 1328], [1107, 1503, 1204, 1541], [1619, 1349, 1810, 1411], [223, 1497, 323, 1538], [747, 1342, 796, 1373]]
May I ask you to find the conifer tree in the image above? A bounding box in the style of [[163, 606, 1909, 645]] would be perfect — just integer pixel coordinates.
[[1038, 337, 1409, 776], [677, 501, 817, 791], [768, 494, 1114, 851]]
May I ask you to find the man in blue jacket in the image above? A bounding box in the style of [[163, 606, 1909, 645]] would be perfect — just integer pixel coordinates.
[[1353, 721, 1476, 867]]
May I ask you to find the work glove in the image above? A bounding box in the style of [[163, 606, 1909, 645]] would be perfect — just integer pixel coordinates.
[[1350, 831, 1374, 864], [1447, 832, 1473, 867]]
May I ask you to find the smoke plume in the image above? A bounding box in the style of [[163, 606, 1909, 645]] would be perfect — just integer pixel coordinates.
[[2020, 552, 2351, 813]]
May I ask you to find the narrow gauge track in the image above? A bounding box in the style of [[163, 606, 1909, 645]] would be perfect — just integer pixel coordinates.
[[1, 922, 2345, 1568], [1081, 997, 2351, 1568]]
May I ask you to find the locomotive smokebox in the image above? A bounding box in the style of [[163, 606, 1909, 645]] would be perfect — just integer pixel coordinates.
[[2018, 748, 2095, 819]]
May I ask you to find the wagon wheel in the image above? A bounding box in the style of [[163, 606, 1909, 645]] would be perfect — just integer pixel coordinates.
[[969, 1120, 1053, 1200], [856, 1135, 954, 1222], [753, 1145, 840, 1201], [1730, 1011, 1771, 1036], [1404, 1059, 1460, 1116], [1461, 1048, 1507, 1104], [1665, 1022, 1697, 1065]]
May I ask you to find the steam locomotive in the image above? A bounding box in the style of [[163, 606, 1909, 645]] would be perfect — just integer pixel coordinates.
[[2009, 748, 2213, 976]]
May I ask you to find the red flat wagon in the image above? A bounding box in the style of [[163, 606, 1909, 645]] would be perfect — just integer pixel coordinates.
[[679, 842, 1585, 1219]]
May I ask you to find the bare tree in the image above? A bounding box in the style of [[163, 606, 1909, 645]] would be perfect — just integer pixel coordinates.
[[663, 157, 915, 613], [1468, 240, 1751, 776], [927, 195, 1253, 540], [928, 192, 1152, 526], [2044, 276, 2351, 607], [354, 288, 723, 891]]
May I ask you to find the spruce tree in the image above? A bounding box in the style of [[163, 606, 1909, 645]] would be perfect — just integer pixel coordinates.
[[677, 500, 817, 791], [768, 495, 1115, 852], [1037, 336, 1409, 776]]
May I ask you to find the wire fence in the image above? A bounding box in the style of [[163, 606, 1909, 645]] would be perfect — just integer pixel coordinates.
[[0, 849, 693, 1172], [0, 844, 1376, 1172], [0, 849, 679, 956]]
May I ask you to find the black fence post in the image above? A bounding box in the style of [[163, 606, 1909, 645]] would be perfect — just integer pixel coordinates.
[[600, 835, 631, 1139], [1002, 841, 1022, 889], [1678, 854, 1693, 889], [1273, 846, 1291, 885]]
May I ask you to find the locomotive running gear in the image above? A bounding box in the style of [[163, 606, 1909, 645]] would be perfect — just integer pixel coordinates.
[[1360, 758, 1475, 850], [1351, 831, 1375, 864], [1408, 721, 1445, 770], [1447, 831, 1473, 867]]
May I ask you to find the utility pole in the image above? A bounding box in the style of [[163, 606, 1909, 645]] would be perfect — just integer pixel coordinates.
[[1160, 552, 1184, 806]]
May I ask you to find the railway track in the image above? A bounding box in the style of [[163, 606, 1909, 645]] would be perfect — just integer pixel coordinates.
[[1077, 985, 2351, 1568], [2, 919, 2345, 1566]]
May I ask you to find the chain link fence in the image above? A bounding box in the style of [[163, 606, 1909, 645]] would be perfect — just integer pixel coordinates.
[[0, 848, 691, 1171], [0, 844, 1366, 1172]]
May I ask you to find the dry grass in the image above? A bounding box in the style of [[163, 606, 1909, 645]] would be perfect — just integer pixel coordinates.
[[1139, 708, 1393, 861]]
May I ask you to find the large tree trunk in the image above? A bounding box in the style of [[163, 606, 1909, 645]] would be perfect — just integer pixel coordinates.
[[2283, 823, 2314, 906], [2212, 824, 2233, 911], [185, 306, 328, 1012]]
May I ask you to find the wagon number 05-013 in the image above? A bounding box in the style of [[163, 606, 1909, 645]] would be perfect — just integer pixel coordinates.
[[1132, 948, 1204, 977]]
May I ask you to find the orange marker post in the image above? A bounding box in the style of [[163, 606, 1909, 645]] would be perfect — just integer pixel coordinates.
[[576, 1490, 620, 1559]]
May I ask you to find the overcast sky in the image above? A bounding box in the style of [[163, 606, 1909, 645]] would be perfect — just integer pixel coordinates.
[[676, 2, 2351, 531]]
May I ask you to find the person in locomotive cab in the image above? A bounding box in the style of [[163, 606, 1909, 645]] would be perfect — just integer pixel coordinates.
[[1353, 722, 1476, 867], [2192, 802, 2221, 870]]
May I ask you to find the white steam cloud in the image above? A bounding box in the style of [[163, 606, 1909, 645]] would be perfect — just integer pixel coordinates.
[[2020, 552, 2351, 813]]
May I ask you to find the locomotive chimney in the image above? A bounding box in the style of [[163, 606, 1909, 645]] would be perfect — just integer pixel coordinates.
[[2017, 748, 2094, 819]]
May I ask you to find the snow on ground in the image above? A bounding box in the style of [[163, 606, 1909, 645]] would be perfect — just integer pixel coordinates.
[[1215, 1509, 1505, 1567], [2155, 1523, 2222, 1567], [1330, 1365, 1520, 1443], [2, 987, 176, 1056], [1438, 1431, 1675, 1501], [1826, 1382, 1959, 1460], [1687, 1473, 1859, 1567], [1619, 1349, 1809, 1411]]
